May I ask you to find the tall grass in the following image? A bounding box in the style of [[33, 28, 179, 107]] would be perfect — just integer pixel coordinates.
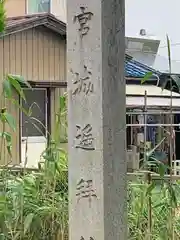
[[0, 161, 68, 239], [128, 177, 180, 240], [0, 78, 180, 239], [134, 34, 180, 240], [0, 86, 68, 239], [0, 5, 69, 238], [1, 4, 180, 238], [0, 71, 68, 239]]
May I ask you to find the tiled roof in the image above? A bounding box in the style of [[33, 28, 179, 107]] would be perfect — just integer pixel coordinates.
[[3, 13, 66, 36], [125, 55, 161, 78], [6, 14, 46, 27]]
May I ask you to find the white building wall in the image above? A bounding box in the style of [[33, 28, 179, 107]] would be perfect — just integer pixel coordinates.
[[51, 0, 67, 23]]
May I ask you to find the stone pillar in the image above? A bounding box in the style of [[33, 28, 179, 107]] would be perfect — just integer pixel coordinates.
[[67, 0, 127, 239]]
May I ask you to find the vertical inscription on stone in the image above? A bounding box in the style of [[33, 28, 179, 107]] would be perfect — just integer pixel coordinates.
[[75, 124, 95, 150], [68, 0, 126, 238], [76, 179, 97, 206], [74, 7, 93, 37], [80, 237, 94, 240], [71, 65, 93, 95]]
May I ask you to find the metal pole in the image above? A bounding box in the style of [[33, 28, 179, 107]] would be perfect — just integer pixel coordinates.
[[126, 123, 180, 127], [130, 114, 133, 145], [144, 91, 147, 164], [126, 111, 180, 115]]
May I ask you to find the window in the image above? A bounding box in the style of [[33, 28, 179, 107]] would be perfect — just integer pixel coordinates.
[[27, 0, 50, 14], [21, 89, 47, 137]]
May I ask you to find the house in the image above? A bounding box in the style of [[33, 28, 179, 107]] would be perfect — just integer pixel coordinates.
[[4, 0, 168, 71], [8, 0, 180, 72], [2, 14, 180, 170], [0, 13, 66, 167], [126, 54, 180, 93], [126, 35, 160, 68], [125, 56, 180, 174], [2, 0, 180, 172], [6, 0, 178, 69]]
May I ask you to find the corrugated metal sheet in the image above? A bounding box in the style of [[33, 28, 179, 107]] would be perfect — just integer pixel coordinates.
[[126, 85, 180, 97], [125, 56, 161, 78], [0, 27, 66, 81], [126, 85, 180, 107], [0, 27, 66, 165]]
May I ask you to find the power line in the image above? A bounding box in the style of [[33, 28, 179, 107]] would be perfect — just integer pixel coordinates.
[[159, 42, 180, 49]]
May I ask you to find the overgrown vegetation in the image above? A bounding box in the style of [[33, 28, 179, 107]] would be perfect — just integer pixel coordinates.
[[0, 160, 68, 239], [0, 74, 68, 239], [128, 178, 180, 239], [0, 1, 180, 239], [0, 3, 68, 239]]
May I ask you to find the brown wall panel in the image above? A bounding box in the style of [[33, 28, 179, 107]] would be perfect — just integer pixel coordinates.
[[5, 0, 26, 17], [0, 27, 66, 165]]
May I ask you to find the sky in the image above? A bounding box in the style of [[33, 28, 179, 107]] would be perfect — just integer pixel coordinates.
[[126, 0, 180, 73]]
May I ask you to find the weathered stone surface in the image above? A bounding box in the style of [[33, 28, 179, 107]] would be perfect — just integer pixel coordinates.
[[67, 0, 127, 239]]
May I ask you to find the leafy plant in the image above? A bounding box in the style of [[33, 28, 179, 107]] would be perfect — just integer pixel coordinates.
[[0, 85, 68, 239], [128, 179, 180, 240], [0, 0, 6, 33], [0, 6, 68, 239], [0, 4, 180, 239]]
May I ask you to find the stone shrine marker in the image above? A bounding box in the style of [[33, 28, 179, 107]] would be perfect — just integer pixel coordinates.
[[67, 0, 127, 239]]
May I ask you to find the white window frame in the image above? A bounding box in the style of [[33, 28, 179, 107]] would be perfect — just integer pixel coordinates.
[[26, 0, 51, 14]]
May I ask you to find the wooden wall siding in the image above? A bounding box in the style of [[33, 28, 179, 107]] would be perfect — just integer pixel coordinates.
[[0, 28, 66, 164], [0, 27, 66, 82]]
